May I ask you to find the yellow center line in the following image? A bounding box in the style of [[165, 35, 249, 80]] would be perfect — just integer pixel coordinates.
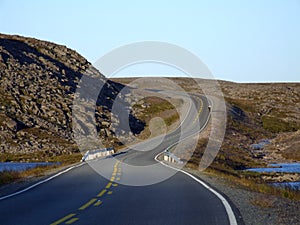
[[97, 189, 107, 197], [94, 200, 103, 207], [51, 160, 123, 224], [106, 182, 112, 189], [78, 198, 97, 210], [65, 218, 79, 224], [50, 213, 76, 225], [193, 99, 203, 123]]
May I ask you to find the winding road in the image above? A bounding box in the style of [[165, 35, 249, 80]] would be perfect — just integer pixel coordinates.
[[0, 93, 241, 225]]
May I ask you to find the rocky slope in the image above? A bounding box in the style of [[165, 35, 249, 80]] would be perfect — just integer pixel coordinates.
[[0, 34, 144, 161], [115, 77, 300, 168], [220, 81, 300, 164], [167, 78, 300, 187]]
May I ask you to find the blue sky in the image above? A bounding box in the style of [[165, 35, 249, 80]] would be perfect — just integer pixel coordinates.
[[0, 0, 299, 82]]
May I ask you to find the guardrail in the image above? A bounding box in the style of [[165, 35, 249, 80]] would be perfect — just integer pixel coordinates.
[[163, 151, 183, 164], [81, 147, 115, 162]]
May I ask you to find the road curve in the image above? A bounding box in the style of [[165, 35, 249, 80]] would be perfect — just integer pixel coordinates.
[[0, 93, 241, 225]]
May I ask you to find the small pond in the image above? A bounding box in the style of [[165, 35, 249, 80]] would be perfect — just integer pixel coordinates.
[[246, 163, 300, 190], [0, 162, 60, 172], [246, 163, 300, 173], [273, 182, 300, 191]]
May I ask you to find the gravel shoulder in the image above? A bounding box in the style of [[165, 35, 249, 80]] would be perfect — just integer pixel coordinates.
[[184, 167, 300, 225]]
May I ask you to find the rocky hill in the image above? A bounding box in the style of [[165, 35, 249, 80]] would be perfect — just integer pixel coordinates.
[[114, 77, 300, 168], [182, 79, 300, 167], [0, 34, 144, 162], [220, 81, 300, 163]]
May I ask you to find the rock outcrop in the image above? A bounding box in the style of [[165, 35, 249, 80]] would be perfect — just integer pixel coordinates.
[[0, 33, 144, 158]]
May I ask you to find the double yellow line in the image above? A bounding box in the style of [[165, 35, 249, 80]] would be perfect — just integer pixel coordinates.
[[50, 214, 77, 225], [50, 160, 122, 225], [193, 98, 203, 124]]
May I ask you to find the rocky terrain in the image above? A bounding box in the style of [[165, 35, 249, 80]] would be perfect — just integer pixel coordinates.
[[169, 78, 300, 166], [220, 81, 300, 165], [0, 33, 144, 162], [0, 33, 298, 172], [114, 77, 300, 166]]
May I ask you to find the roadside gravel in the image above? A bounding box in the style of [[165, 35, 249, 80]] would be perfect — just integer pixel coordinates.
[[185, 167, 300, 225]]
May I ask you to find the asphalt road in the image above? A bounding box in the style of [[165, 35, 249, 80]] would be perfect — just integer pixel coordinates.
[[0, 93, 240, 225]]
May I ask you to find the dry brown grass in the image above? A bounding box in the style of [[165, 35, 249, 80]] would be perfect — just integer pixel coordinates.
[[196, 167, 300, 201], [133, 96, 180, 139], [0, 164, 56, 185], [0, 152, 82, 164], [250, 196, 275, 208], [0, 170, 21, 185]]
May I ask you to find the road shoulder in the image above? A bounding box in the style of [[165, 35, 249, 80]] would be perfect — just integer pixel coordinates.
[[184, 167, 300, 225]]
